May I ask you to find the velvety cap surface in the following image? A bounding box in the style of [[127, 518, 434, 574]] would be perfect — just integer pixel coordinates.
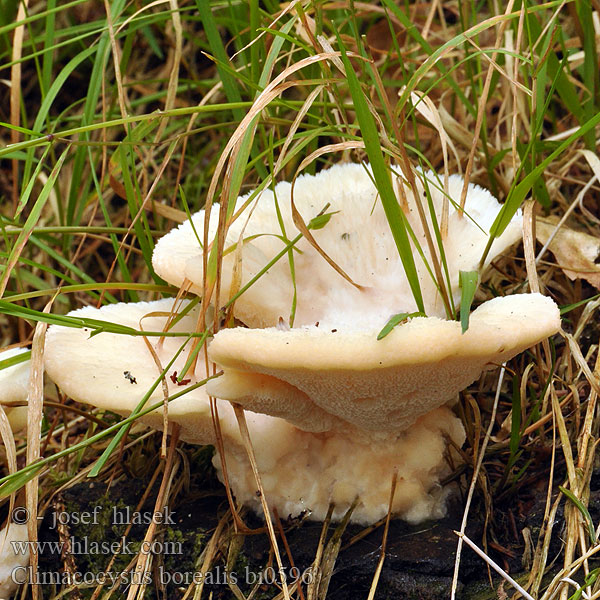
[[153, 164, 523, 328], [208, 293, 561, 432]]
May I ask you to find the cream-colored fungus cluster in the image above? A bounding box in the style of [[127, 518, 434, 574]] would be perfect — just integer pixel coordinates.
[[43, 164, 561, 524], [0, 522, 29, 598], [0, 348, 31, 433]]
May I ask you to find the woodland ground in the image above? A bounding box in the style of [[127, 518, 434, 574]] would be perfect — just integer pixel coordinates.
[[2, 1, 600, 599]]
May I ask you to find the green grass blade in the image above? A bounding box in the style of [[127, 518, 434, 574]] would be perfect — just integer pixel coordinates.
[[196, 1, 244, 118], [559, 485, 597, 545], [197, 0, 267, 182], [483, 108, 600, 261], [0, 350, 31, 371], [28, 236, 119, 304], [380, 0, 475, 117], [0, 300, 202, 338], [0, 466, 45, 499], [15, 144, 52, 217], [0, 147, 69, 296], [40, 0, 56, 98], [335, 30, 424, 313], [66, 0, 126, 228], [575, 0, 599, 149], [459, 270, 478, 334], [377, 312, 425, 341]]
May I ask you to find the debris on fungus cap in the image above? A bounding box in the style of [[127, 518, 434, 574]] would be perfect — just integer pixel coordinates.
[[0, 348, 31, 432]]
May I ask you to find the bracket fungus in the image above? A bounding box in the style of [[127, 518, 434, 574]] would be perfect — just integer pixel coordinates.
[[0, 522, 29, 598], [44, 163, 561, 524], [0, 348, 31, 433]]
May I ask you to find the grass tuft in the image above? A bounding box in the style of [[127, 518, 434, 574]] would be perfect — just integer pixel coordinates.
[[1, 2, 600, 599]]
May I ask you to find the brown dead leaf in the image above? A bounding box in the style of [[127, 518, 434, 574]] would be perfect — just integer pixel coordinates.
[[537, 216, 600, 289], [153, 203, 187, 223], [366, 19, 405, 56], [109, 172, 127, 200]]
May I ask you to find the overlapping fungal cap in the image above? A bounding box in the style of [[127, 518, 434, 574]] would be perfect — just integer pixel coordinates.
[[153, 163, 561, 433], [153, 163, 523, 327], [42, 163, 562, 525], [208, 294, 560, 434], [43, 298, 466, 524], [44, 299, 242, 447], [0, 348, 31, 432]]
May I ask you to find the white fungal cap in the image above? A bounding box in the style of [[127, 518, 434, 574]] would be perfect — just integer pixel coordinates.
[[153, 163, 560, 433], [0, 522, 29, 598], [0, 347, 31, 432], [43, 298, 466, 524], [153, 163, 523, 328], [43, 298, 244, 447], [208, 293, 561, 433]]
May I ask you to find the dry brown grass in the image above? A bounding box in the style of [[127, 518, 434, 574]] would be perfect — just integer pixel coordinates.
[[1, 1, 600, 599]]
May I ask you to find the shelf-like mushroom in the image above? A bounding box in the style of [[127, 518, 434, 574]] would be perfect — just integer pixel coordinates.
[[208, 293, 560, 435], [0, 348, 31, 432], [153, 163, 523, 325], [44, 299, 236, 447], [44, 163, 561, 524]]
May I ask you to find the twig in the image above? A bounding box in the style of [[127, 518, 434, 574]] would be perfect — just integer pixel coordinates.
[[233, 405, 291, 600], [450, 364, 506, 599], [454, 531, 535, 600], [367, 470, 397, 600]]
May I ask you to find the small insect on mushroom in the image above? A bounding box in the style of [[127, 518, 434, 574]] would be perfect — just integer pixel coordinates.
[[169, 371, 191, 386], [276, 317, 290, 331], [123, 371, 137, 385]]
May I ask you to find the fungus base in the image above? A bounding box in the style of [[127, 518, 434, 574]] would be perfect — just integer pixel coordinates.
[[216, 406, 466, 524]]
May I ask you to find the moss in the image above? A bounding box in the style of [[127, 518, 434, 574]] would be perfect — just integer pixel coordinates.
[[38, 478, 223, 599]]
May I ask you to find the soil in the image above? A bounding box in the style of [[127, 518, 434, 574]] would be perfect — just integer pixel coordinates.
[[33, 455, 584, 600]]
